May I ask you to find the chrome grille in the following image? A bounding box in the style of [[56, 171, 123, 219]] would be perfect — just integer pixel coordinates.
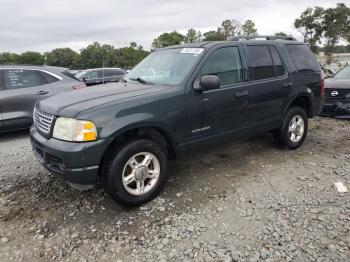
[[33, 108, 54, 134], [325, 88, 350, 100]]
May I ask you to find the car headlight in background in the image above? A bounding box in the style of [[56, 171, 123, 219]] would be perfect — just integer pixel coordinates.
[[53, 117, 97, 142]]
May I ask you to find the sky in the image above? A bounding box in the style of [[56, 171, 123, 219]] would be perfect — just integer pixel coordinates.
[[0, 0, 339, 53]]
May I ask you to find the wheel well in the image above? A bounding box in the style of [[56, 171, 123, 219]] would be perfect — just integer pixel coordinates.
[[98, 127, 176, 179], [288, 96, 312, 118]]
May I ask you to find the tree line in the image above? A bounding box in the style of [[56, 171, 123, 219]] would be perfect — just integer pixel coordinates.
[[0, 2, 349, 69], [0, 42, 149, 70]]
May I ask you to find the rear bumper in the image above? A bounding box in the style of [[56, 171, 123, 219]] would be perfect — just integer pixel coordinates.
[[30, 126, 111, 185]]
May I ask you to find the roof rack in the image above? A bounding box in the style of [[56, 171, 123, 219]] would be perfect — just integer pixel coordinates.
[[228, 35, 297, 41]]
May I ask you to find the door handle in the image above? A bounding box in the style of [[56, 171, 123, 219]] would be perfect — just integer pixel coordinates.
[[282, 82, 293, 88], [234, 90, 249, 98], [36, 90, 49, 95]]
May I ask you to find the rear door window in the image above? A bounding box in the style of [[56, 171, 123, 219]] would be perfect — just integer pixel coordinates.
[[104, 69, 124, 77], [4, 69, 47, 90], [269, 46, 285, 77], [246, 45, 275, 81], [285, 44, 319, 73], [104, 70, 114, 77]]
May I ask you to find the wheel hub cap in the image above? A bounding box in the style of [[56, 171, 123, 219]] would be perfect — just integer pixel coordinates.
[[135, 166, 148, 181], [288, 115, 305, 143], [121, 152, 160, 196]]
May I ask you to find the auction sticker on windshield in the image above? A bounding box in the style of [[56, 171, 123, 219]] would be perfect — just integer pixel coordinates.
[[180, 48, 204, 55]]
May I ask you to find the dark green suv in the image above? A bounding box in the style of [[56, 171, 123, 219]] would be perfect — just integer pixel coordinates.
[[30, 36, 324, 206]]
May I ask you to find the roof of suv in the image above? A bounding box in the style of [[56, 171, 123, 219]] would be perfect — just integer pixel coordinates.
[[161, 38, 304, 50]]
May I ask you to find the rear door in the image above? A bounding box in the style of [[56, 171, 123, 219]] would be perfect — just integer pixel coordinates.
[[0, 69, 54, 131], [244, 44, 294, 128]]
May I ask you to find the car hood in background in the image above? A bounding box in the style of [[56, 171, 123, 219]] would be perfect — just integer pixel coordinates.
[[325, 78, 350, 89], [37, 82, 170, 118]]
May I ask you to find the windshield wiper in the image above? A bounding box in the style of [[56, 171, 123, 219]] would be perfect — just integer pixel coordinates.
[[129, 77, 152, 85]]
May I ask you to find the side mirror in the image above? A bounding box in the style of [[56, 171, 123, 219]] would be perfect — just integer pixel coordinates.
[[194, 75, 220, 92], [82, 77, 86, 82]]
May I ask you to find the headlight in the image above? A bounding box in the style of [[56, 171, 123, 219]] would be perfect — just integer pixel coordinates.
[[53, 117, 97, 142]]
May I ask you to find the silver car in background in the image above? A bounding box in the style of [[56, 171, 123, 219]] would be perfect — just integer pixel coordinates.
[[0, 65, 86, 132]]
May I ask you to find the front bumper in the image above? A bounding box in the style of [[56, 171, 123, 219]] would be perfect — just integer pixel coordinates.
[[321, 100, 350, 119], [30, 126, 111, 185]]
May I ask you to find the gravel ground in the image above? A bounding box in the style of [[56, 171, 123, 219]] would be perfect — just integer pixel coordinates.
[[0, 117, 349, 262]]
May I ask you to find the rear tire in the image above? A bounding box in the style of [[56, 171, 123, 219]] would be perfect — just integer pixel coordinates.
[[273, 106, 308, 149], [102, 139, 169, 207]]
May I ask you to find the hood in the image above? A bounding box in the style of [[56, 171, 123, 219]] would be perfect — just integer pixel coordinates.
[[325, 78, 350, 89], [37, 82, 171, 117]]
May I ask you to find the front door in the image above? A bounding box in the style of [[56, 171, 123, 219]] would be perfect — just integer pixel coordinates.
[[0, 69, 52, 131], [186, 45, 253, 145]]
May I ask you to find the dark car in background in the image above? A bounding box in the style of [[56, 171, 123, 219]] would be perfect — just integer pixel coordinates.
[[0, 65, 86, 132], [75, 68, 126, 86], [322, 66, 350, 118]]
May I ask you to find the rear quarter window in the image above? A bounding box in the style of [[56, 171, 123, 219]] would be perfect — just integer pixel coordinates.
[[40, 71, 60, 84], [285, 44, 320, 73]]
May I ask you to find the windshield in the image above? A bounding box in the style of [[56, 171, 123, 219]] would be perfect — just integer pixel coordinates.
[[125, 48, 204, 85], [333, 66, 350, 80], [75, 71, 87, 79]]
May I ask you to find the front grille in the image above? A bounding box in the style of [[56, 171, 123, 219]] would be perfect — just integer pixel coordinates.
[[33, 108, 54, 134], [325, 88, 350, 100]]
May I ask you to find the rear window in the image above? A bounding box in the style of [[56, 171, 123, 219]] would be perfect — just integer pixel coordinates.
[[285, 44, 319, 73], [247, 45, 275, 81]]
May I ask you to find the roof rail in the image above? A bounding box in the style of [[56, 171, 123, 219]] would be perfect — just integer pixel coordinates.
[[228, 35, 297, 41]]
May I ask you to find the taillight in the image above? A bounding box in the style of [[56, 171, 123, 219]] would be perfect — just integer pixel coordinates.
[[321, 78, 325, 96], [73, 82, 87, 90]]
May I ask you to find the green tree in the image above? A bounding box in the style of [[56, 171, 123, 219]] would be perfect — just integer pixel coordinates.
[[46, 48, 80, 69], [202, 30, 225, 41], [219, 19, 241, 39], [80, 42, 117, 68], [0, 52, 20, 64], [116, 43, 149, 69], [184, 28, 201, 43], [322, 3, 350, 63], [152, 31, 185, 49], [294, 7, 324, 53], [274, 32, 288, 37], [241, 20, 258, 36], [18, 51, 44, 65]]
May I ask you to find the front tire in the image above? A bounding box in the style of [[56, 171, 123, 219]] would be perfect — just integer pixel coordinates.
[[103, 139, 169, 207], [273, 106, 308, 149]]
